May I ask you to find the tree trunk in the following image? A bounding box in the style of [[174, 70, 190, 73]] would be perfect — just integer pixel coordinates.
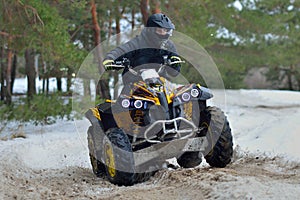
[[91, 0, 103, 73], [67, 66, 72, 93], [108, 15, 113, 42], [42, 77, 45, 94], [0, 47, 5, 101], [131, 8, 135, 30], [11, 53, 17, 94], [46, 77, 49, 95], [55, 61, 62, 92], [112, 15, 121, 99], [91, 0, 101, 47], [91, 0, 110, 100], [116, 16, 121, 45], [25, 49, 36, 98], [164, 1, 170, 9], [42, 60, 46, 94], [150, 0, 161, 14], [41, 60, 49, 94], [96, 79, 110, 99], [140, 0, 149, 25], [287, 66, 293, 90], [6, 49, 13, 104], [57, 77, 62, 92]]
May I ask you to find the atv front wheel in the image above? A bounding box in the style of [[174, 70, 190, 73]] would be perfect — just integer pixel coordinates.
[[202, 106, 233, 168], [103, 128, 135, 186]]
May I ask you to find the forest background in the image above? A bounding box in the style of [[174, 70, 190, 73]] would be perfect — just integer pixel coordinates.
[[0, 0, 299, 124]]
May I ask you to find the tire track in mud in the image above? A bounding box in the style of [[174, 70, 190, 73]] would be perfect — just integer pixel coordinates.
[[1, 148, 299, 200]]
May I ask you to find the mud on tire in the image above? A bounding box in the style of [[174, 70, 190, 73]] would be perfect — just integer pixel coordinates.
[[134, 171, 156, 183], [103, 128, 135, 186], [177, 152, 202, 168], [201, 106, 233, 168], [87, 126, 106, 177]]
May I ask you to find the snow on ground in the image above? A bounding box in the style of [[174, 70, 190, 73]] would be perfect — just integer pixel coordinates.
[[1, 88, 300, 199], [13, 77, 69, 94], [212, 89, 300, 161]]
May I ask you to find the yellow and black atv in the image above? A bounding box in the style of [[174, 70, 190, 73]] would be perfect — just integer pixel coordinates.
[[85, 58, 233, 186]]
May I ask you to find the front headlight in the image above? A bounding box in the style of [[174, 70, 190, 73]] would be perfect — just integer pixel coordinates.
[[191, 88, 199, 97], [134, 100, 143, 109], [181, 92, 191, 102], [121, 99, 130, 108]]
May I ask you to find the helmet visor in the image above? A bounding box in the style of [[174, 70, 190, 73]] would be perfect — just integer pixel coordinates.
[[155, 27, 173, 36]]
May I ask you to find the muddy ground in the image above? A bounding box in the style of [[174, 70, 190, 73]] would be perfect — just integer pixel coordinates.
[[1, 146, 299, 200]]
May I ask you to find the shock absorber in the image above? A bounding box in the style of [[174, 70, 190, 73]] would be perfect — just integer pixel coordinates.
[[132, 110, 143, 142], [157, 92, 170, 120]]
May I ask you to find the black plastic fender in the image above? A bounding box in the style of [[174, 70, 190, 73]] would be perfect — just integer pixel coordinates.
[[198, 86, 213, 100], [85, 108, 101, 124], [85, 103, 118, 132]]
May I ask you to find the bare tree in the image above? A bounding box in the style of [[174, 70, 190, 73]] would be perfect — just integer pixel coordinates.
[[140, 0, 149, 25], [0, 47, 5, 101], [91, 0, 111, 99], [150, 0, 161, 14], [25, 49, 36, 98], [10, 53, 17, 94], [5, 45, 13, 104]]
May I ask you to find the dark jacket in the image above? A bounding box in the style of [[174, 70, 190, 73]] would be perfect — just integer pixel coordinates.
[[105, 29, 181, 81]]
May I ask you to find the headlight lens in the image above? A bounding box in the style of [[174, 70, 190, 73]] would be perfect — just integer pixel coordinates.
[[181, 92, 191, 102], [121, 99, 130, 108], [134, 100, 143, 109], [191, 88, 199, 97]]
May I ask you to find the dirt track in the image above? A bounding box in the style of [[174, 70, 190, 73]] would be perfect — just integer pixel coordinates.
[[1, 89, 300, 199], [1, 146, 299, 200]]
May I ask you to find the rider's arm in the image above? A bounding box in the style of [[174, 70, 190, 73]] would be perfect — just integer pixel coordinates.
[[166, 41, 181, 77], [104, 37, 139, 61], [103, 39, 137, 71]]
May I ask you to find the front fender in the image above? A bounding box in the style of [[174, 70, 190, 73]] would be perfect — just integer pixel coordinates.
[[198, 86, 213, 100], [86, 103, 118, 131], [85, 108, 101, 124], [174, 84, 213, 101]]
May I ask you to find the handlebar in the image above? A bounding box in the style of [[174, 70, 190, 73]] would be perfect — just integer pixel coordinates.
[[104, 58, 131, 70], [167, 60, 185, 65], [106, 58, 185, 71], [104, 64, 126, 69]]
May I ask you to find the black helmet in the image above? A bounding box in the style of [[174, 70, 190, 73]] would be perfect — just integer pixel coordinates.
[[146, 13, 175, 30]]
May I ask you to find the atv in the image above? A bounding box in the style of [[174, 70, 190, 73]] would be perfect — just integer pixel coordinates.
[[85, 57, 233, 186]]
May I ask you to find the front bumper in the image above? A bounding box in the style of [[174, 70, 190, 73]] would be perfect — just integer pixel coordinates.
[[133, 136, 208, 170]]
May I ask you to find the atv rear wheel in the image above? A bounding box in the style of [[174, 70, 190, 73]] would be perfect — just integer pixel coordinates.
[[103, 128, 135, 186], [177, 152, 202, 168], [202, 106, 233, 168], [87, 126, 106, 177]]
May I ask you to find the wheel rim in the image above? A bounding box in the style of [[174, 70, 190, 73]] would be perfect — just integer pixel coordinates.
[[104, 142, 116, 178]]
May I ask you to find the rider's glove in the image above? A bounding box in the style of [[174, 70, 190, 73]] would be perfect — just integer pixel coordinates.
[[103, 59, 115, 71], [168, 56, 181, 77], [170, 56, 182, 65]]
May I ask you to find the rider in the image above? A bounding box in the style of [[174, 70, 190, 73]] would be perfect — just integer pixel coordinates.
[[102, 13, 182, 83]]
